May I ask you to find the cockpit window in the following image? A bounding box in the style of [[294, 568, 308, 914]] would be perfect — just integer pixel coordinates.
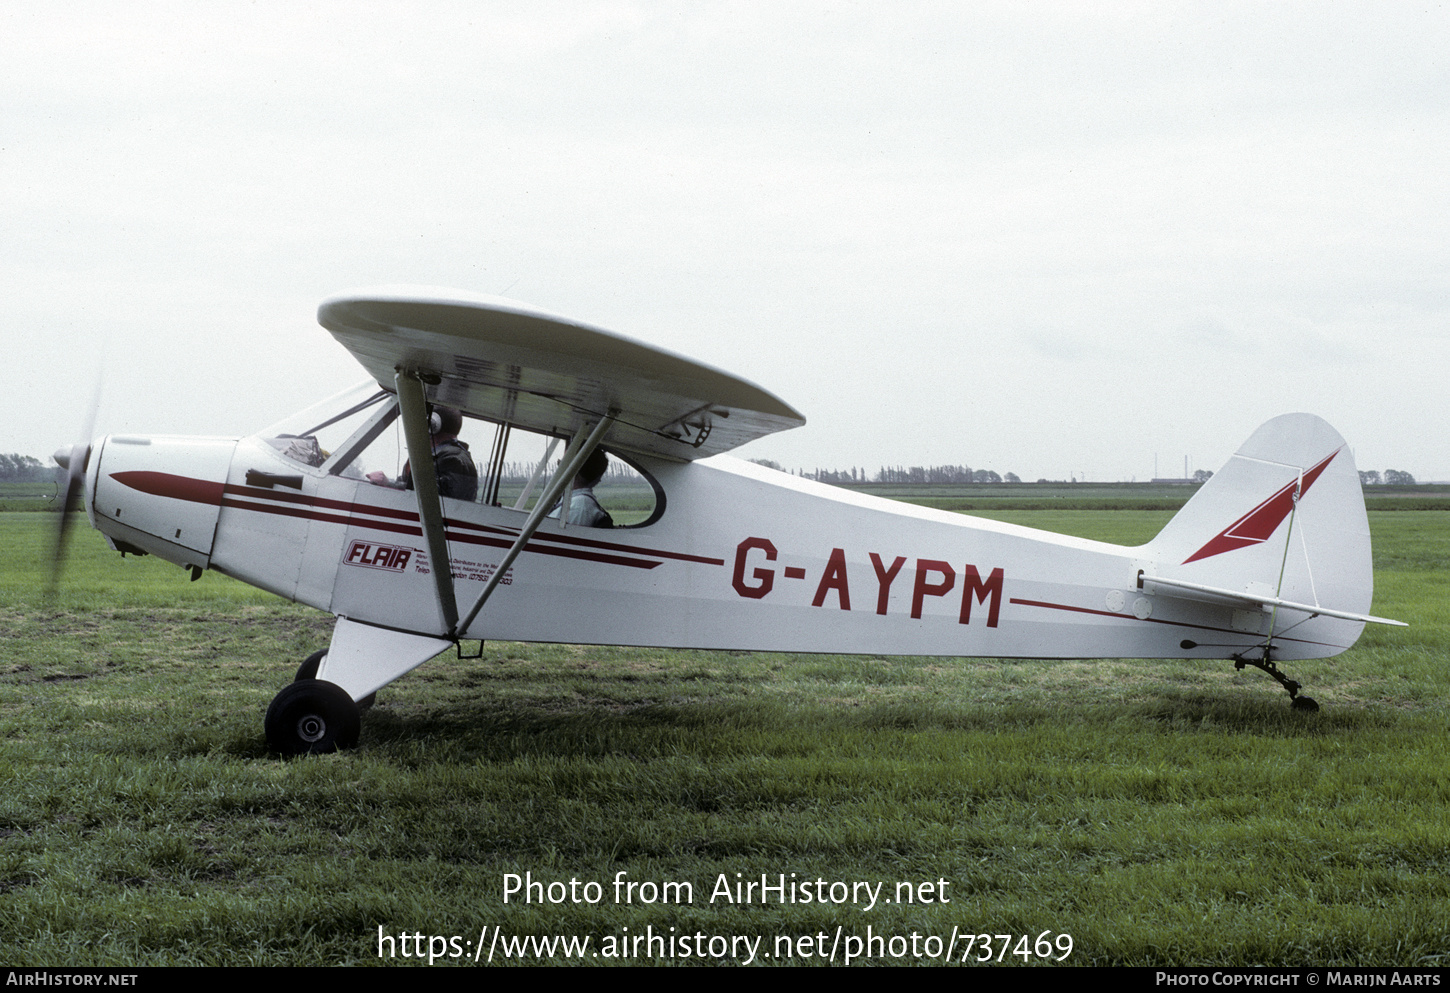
[[259, 382, 392, 473], [585, 458, 661, 527], [477, 422, 661, 528], [261, 384, 661, 527]]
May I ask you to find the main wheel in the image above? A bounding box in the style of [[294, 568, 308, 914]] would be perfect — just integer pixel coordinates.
[[294, 650, 374, 710], [1291, 695, 1320, 712], [265, 679, 360, 755]]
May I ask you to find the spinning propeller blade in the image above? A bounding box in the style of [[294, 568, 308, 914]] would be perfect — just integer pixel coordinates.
[[48, 381, 102, 592]]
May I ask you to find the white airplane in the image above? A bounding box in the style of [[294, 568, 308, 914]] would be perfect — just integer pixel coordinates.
[[53, 287, 1405, 754]]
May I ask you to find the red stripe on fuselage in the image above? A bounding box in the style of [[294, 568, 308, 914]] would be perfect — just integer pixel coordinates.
[[109, 471, 226, 506], [442, 515, 725, 566], [112, 471, 684, 571]]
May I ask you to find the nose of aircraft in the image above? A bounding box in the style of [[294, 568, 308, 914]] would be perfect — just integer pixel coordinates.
[[52, 441, 91, 499], [84, 434, 240, 573]]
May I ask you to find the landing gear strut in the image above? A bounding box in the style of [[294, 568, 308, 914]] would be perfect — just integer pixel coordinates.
[[1233, 649, 1319, 712], [295, 650, 374, 710]]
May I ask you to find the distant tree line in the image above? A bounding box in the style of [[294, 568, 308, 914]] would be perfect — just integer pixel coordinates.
[[750, 460, 1023, 485], [496, 460, 643, 483], [1360, 470, 1416, 486], [0, 454, 51, 483], [750, 461, 1428, 487]]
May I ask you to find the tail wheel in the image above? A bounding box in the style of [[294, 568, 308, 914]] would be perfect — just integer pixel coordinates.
[[265, 679, 360, 755]]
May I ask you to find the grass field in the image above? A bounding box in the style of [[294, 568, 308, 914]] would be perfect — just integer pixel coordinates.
[[1, 501, 1446, 967], [0, 482, 61, 514]]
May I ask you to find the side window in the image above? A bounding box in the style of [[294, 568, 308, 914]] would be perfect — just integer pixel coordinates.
[[348, 408, 485, 503], [477, 423, 662, 528], [273, 391, 485, 498], [589, 456, 662, 527]]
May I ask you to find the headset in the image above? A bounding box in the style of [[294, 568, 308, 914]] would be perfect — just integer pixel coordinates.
[[427, 407, 463, 436]]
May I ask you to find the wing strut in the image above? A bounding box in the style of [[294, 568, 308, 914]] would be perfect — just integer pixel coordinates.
[[513, 437, 560, 511], [395, 370, 459, 635], [321, 395, 399, 477], [452, 412, 617, 639]]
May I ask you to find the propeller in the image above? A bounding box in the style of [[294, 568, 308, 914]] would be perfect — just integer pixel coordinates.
[[48, 381, 102, 592]]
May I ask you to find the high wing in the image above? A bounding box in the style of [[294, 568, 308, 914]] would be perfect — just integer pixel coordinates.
[[317, 286, 805, 461]]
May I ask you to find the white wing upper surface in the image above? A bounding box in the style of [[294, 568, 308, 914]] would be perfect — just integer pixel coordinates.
[[317, 286, 805, 461]]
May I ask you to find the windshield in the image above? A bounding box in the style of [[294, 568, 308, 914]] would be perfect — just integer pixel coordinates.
[[258, 382, 387, 438], [258, 382, 393, 473]]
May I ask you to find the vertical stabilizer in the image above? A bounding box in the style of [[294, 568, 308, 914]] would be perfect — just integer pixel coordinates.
[[1143, 414, 1374, 655]]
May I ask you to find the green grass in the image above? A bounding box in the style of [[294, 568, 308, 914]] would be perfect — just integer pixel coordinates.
[[0, 482, 61, 513], [1, 510, 1446, 967]]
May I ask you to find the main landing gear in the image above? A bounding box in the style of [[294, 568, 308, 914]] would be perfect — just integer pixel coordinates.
[[264, 650, 372, 755], [1232, 649, 1319, 712], [265, 678, 360, 755], [295, 650, 374, 710]]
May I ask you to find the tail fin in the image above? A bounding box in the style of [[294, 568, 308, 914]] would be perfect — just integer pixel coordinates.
[[1143, 413, 1379, 658]]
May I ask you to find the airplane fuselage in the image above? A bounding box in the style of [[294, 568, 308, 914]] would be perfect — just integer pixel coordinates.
[[84, 429, 1361, 675]]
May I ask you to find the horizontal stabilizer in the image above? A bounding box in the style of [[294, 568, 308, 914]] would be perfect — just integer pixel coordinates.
[[1139, 573, 1406, 627]]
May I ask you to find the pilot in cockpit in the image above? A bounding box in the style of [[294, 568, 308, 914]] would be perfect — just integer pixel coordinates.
[[552, 448, 614, 528], [365, 406, 478, 502]]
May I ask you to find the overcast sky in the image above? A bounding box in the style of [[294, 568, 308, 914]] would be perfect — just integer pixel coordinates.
[[4, 2, 1446, 483]]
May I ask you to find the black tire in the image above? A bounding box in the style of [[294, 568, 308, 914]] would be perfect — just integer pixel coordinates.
[[295, 650, 326, 682], [265, 679, 360, 755], [294, 650, 374, 710], [1291, 696, 1320, 713]]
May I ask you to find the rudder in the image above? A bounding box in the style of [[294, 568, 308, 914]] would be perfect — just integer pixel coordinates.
[[1142, 413, 1374, 657]]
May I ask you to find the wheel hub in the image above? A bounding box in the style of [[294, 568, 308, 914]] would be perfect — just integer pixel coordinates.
[[266, 677, 361, 755], [296, 714, 327, 742]]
